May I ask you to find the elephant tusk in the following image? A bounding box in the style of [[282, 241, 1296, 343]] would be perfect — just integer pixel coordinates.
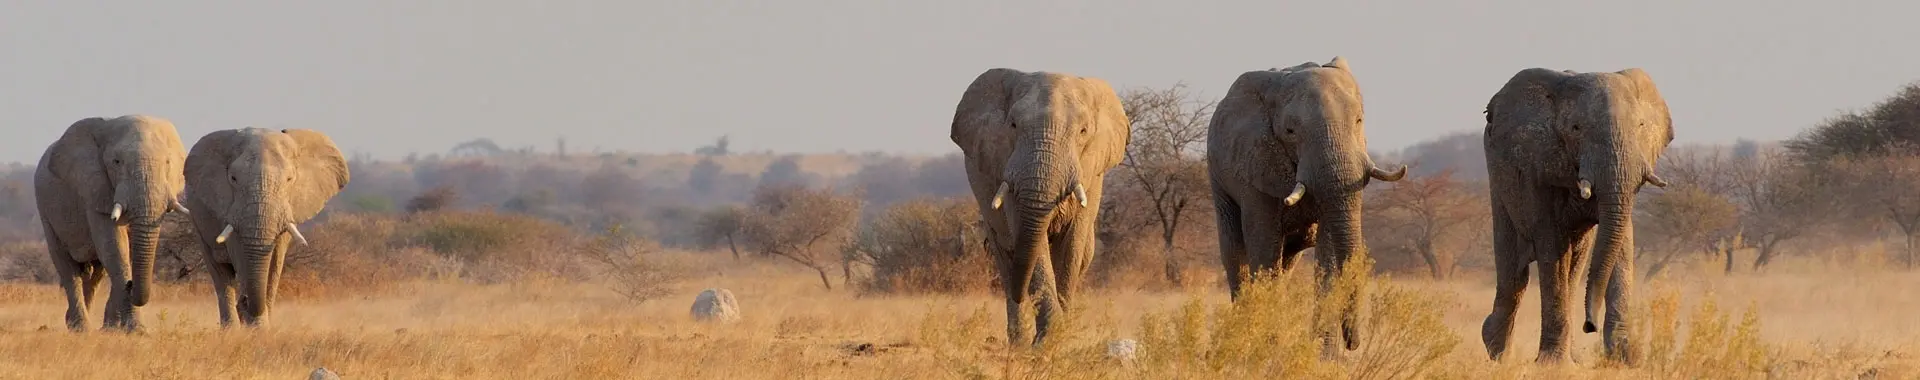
[[1368, 165, 1409, 182], [1072, 183, 1088, 207], [109, 203, 123, 221], [990, 182, 1009, 210], [287, 223, 308, 246], [1643, 172, 1669, 188], [1576, 179, 1593, 200], [170, 200, 190, 215], [215, 225, 233, 244], [1282, 183, 1306, 206]]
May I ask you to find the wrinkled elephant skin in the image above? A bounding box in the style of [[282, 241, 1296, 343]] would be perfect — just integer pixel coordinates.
[[1206, 57, 1405, 357], [950, 68, 1130, 347], [1481, 67, 1675, 365], [184, 128, 350, 327], [34, 115, 190, 332]]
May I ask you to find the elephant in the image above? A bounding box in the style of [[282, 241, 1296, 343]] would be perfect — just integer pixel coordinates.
[[33, 115, 190, 331], [1480, 67, 1673, 364], [950, 68, 1130, 347], [183, 128, 350, 327], [1206, 57, 1406, 356]]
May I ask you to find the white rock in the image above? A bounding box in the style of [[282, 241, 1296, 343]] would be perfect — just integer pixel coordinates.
[[1106, 339, 1139, 361], [691, 288, 741, 323]]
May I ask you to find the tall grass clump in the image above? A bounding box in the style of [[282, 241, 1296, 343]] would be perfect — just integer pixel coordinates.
[[847, 197, 993, 295]]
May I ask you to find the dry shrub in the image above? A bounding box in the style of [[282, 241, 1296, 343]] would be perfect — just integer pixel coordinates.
[[850, 197, 992, 295], [577, 226, 683, 303], [1134, 255, 1457, 378], [1349, 278, 1461, 380], [0, 241, 52, 284], [281, 213, 428, 298], [400, 210, 591, 283]]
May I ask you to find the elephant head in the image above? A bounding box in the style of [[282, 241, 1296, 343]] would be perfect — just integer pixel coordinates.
[[40, 115, 189, 311], [1486, 68, 1672, 357], [1211, 57, 1405, 351], [185, 128, 349, 325], [950, 68, 1130, 345]]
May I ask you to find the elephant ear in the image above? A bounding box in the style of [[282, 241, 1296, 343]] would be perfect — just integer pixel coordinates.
[[45, 117, 116, 215], [1615, 68, 1674, 142], [185, 129, 246, 223], [1214, 70, 1295, 196], [1484, 68, 1575, 177], [950, 68, 1024, 202], [280, 129, 349, 222], [1076, 76, 1131, 171]]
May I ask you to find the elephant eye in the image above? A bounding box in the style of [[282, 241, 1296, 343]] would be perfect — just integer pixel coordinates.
[[113, 159, 121, 165], [230, 175, 237, 182], [1285, 128, 1295, 134], [1571, 124, 1581, 131]]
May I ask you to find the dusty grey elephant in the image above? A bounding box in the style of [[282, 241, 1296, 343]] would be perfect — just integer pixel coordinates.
[[1481, 68, 1673, 364], [950, 68, 1130, 347], [1206, 57, 1405, 355], [183, 128, 349, 326], [33, 115, 190, 331]]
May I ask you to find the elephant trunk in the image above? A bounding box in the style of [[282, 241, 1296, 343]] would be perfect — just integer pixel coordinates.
[[1579, 152, 1644, 348], [235, 201, 283, 326], [126, 213, 160, 307], [1313, 147, 1371, 351], [120, 168, 168, 307]]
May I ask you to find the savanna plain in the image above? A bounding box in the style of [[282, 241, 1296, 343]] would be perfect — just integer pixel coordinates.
[[3, 81, 1920, 379]]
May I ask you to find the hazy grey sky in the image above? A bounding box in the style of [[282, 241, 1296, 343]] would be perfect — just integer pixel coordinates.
[[3, 0, 1915, 164]]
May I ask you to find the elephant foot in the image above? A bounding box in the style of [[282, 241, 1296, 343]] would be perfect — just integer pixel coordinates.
[[1534, 350, 1571, 366], [65, 311, 89, 333]]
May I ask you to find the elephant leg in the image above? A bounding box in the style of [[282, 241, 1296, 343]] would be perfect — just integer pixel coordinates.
[[1239, 195, 1284, 281], [1213, 189, 1248, 300], [1280, 231, 1312, 273], [1535, 235, 1581, 364], [44, 232, 89, 332], [1049, 217, 1095, 310], [208, 260, 239, 327], [86, 219, 137, 332], [1029, 256, 1063, 347], [1602, 258, 1638, 365], [265, 235, 292, 318], [80, 263, 103, 308], [1481, 210, 1529, 361]]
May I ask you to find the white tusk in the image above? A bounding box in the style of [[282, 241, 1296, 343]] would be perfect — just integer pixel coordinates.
[[1282, 183, 1306, 206], [1643, 173, 1669, 188], [109, 203, 122, 221], [1577, 179, 1593, 200], [1072, 183, 1088, 207], [170, 200, 190, 215], [287, 223, 308, 246], [990, 182, 1009, 210], [215, 225, 233, 244]]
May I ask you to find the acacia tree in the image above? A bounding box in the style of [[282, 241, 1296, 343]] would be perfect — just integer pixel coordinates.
[[1367, 170, 1488, 280], [694, 205, 749, 259], [740, 183, 860, 289], [1635, 185, 1739, 279], [1115, 83, 1216, 284], [1730, 147, 1834, 270], [1830, 149, 1920, 268]]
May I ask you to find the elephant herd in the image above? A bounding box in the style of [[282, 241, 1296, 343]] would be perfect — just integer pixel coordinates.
[[22, 56, 1667, 366], [950, 57, 1674, 365], [32, 116, 349, 331]]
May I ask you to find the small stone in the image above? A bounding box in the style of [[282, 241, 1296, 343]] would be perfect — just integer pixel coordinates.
[[1106, 339, 1139, 362], [309, 367, 342, 380], [690, 288, 741, 323]]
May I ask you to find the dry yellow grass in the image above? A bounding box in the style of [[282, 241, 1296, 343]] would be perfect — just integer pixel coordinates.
[[0, 252, 1912, 379]]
